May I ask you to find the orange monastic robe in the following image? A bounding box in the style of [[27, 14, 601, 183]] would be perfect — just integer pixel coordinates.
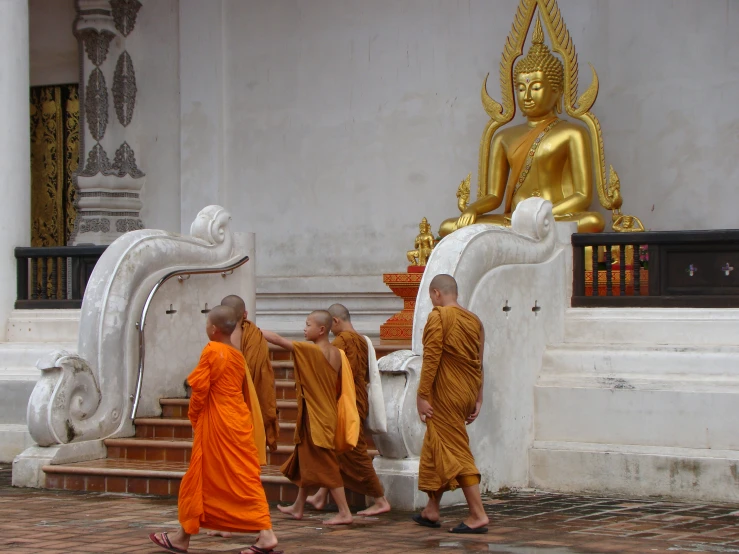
[[417, 306, 482, 494], [332, 331, 385, 498], [281, 342, 358, 489], [178, 342, 271, 534], [240, 320, 280, 452]]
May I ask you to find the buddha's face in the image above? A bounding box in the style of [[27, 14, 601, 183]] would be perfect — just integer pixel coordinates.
[[516, 70, 559, 118]]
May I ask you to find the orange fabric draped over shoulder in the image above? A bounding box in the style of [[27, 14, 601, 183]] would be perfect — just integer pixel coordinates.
[[417, 306, 482, 494], [280, 342, 343, 488], [503, 116, 558, 212], [241, 320, 280, 452], [332, 331, 385, 498], [178, 342, 271, 534]]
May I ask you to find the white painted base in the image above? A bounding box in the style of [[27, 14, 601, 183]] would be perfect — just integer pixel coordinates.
[[6, 309, 80, 342], [12, 440, 106, 488], [531, 441, 739, 503], [373, 457, 465, 511], [0, 424, 34, 463], [255, 275, 400, 336]]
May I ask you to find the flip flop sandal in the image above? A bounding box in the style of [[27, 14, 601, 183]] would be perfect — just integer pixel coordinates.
[[243, 547, 285, 554], [149, 532, 189, 553], [449, 522, 489, 534], [412, 514, 441, 528]]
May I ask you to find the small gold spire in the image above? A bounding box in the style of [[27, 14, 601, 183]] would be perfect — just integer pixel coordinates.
[[532, 15, 544, 45]]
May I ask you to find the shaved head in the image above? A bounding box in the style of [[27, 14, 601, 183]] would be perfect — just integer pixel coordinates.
[[328, 303, 351, 322], [221, 294, 245, 314], [309, 309, 333, 330], [429, 274, 458, 296], [208, 305, 238, 335]]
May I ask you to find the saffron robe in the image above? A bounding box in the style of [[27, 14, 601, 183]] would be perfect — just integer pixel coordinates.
[[417, 306, 483, 493], [280, 342, 358, 489], [178, 342, 271, 534], [240, 320, 280, 452], [332, 331, 385, 498]]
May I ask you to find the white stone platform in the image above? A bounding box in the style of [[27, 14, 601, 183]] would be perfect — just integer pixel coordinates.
[[0, 309, 79, 462], [532, 308, 739, 502]]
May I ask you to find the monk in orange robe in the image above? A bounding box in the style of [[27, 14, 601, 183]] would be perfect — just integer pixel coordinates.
[[306, 303, 391, 516], [149, 305, 281, 554], [221, 295, 279, 451], [412, 274, 490, 534], [262, 310, 354, 526]]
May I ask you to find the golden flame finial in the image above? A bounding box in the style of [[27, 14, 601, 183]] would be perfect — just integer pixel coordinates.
[[532, 15, 544, 46]]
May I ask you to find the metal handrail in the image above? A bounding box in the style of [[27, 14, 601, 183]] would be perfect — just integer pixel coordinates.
[[130, 254, 250, 420]]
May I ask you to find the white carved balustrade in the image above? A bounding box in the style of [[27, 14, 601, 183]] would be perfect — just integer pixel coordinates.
[[13, 205, 255, 487], [372, 198, 574, 510]]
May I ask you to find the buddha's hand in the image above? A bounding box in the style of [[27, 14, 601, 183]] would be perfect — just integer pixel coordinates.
[[456, 208, 478, 229]]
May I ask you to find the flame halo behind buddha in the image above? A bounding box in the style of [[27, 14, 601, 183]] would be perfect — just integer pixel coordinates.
[[439, 0, 642, 237]]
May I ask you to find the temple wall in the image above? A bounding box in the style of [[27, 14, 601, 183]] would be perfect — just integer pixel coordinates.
[[29, 0, 78, 86], [168, 0, 739, 309]]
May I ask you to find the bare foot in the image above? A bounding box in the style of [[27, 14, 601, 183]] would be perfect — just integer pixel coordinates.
[[150, 530, 189, 552], [207, 530, 233, 538], [357, 497, 391, 516], [277, 503, 304, 520], [463, 514, 490, 529], [421, 507, 440, 523], [241, 529, 279, 553], [323, 512, 353, 526], [306, 491, 328, 510]]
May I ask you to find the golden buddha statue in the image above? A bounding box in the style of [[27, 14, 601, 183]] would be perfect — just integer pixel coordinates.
[[407, 217, 435, 266], [439, 1, 642, 237]]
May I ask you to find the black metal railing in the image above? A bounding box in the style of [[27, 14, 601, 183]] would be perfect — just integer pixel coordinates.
[[572, 230, 739, 308], [15, 246, 107, 309]]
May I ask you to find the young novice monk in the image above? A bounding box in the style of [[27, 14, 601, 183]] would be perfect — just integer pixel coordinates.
[[149, 305, 280, 554], [221, 294, 279, 451], [306, 303, 391, 516], [413, 274, 489, 534], [262, 310, 355, 526]]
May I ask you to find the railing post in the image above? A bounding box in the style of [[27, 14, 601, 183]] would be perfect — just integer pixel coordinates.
[[15, 250, 28, 307], [572, 244, 585, 299]]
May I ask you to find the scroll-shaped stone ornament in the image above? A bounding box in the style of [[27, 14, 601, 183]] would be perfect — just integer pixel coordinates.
[[372, 351, 425, 459], [26, 205, 240, 446], [27, 352, 102, 447], [376, 197, 557, 463], [113, 51, 137, 127]]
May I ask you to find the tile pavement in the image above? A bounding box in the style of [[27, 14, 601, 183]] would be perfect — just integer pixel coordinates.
[[4, 465, 739, 553]]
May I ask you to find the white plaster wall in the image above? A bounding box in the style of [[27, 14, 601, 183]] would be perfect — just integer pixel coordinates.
[[132, 0, 181, 233], [29, 0, 78, 86], [163, 0, 739, 290]]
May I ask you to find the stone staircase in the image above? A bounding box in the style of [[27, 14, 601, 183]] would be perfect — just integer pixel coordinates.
[[41, 341, 408, 507], [530, 308, 739, 502]]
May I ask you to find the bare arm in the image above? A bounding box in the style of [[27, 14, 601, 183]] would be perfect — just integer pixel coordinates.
[[458, 133, 508, 225], [261, 329, 294, 352], [552, 127, 593, 216], [467, 320, 485, 424]]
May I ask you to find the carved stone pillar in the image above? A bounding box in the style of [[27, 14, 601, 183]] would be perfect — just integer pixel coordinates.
[[72, 0, 145, 245]]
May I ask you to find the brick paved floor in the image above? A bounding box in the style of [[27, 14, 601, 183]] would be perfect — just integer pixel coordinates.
[[4, 465, 739, 553]]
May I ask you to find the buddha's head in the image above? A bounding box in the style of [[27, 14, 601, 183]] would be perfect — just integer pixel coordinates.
[[419, 217, 431, 233], [514, 16, 564, 118]]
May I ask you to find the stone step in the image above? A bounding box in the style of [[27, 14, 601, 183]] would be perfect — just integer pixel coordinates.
[[563, 308, 739, 346], [6, 309, 80, 343], [541, 343, 739, 390], [159, 397, 298, 422], [103, 437, 379, 467], [41, 459, 369, 506]]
